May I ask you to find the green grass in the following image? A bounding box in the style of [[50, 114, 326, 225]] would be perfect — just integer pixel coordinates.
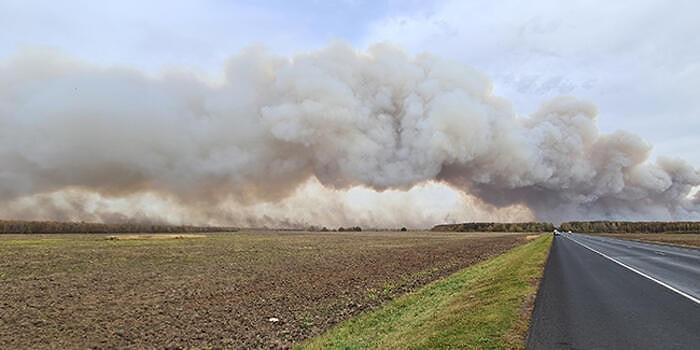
[[297, 235, 552, 350]]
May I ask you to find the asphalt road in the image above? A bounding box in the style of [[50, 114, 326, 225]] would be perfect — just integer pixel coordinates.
[[526, 233, 700, 349]]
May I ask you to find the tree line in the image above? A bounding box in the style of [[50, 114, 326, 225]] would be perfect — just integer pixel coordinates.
[[0, 220, 238, 234], [558, 221, 700, 234], [3, 219, 699, 234], [432, 221, 700, 233], [431, 222, 555, 232]]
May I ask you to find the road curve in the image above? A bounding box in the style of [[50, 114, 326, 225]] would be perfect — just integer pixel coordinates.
[[526, 234, 700, 349]]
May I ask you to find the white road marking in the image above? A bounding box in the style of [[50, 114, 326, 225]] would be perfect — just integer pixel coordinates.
[[563, 235, 700, 305]]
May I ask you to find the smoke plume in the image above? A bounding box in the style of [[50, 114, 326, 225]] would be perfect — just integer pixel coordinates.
[[1, 42, 698, 227]]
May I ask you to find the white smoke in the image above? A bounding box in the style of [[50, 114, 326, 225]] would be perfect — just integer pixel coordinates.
[[1, 42, 698, 226]]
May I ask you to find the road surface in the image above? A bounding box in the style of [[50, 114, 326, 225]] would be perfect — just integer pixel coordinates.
[[526, 233, 700, 349]]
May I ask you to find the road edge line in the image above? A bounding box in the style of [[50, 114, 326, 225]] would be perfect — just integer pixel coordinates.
[[563, 235, 700, 305]]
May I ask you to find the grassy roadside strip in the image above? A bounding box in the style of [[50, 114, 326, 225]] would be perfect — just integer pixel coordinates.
[[297, 235, 553, 350]]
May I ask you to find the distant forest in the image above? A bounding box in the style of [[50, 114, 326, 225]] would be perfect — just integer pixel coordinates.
[[558, 221, 700, 234], [431, 221, 700, 234], [0, 220, 238, 234], [431, 222, 555, 232], [3, 219, 700, 234]]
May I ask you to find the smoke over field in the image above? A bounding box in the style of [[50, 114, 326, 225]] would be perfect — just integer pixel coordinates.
[[1, 42, 698, 227]]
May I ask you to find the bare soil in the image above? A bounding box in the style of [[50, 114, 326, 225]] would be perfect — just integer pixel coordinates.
[[0, 231, 527, 349], [106, 234, 207, 240], [599, 233, 700, 248]]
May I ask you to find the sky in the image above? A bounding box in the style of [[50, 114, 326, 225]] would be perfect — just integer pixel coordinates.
[[1, 0, 699, 227]]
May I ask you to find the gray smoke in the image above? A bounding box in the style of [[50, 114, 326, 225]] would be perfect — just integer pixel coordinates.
[[1, 42, 698, 226]]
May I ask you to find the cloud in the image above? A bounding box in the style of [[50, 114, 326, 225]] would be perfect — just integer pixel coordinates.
[[363, 0, 700, 166]]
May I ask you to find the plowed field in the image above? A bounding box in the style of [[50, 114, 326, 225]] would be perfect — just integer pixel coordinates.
[[0, 231, 529, 349]]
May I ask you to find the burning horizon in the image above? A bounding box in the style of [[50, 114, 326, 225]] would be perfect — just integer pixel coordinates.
[[1, 42, 699, 228]]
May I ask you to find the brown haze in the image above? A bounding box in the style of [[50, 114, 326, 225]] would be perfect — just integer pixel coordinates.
[[1, 42, 699, 227]]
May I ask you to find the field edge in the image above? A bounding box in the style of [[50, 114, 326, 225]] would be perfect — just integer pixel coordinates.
[[296, 234, 553, 350]]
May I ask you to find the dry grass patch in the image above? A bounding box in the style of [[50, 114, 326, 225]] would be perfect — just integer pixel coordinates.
[[105, 234, 206, 240]]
